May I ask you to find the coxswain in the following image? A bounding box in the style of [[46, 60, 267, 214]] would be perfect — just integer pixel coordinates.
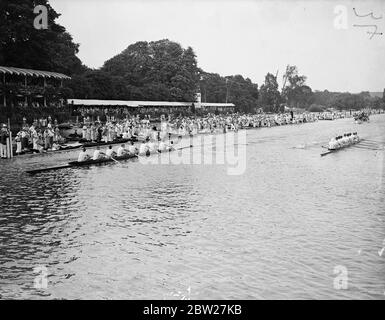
[[328, 137, 338, 150], [105, 145, 117, 158], [93, 146, 106, 160], [78, 147, 91, 162]]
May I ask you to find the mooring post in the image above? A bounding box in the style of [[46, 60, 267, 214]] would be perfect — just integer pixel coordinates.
[[7, 118, 13, 158]]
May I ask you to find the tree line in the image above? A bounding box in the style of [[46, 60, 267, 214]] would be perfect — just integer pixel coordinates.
[[1, 0, 384, 113]]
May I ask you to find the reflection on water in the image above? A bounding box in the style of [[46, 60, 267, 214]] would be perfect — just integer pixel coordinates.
[[0, 116, 384, 299]]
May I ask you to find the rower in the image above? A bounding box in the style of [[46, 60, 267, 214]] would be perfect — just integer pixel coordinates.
[[144, 136, 152, 156], [347, 133, 354, 144], [128, 141, 138, 155], [138, 140, 148, 155], [341, 134, 348, 146], [78, 147, 91, 162], [116, 144, 128, 157], [158, 139, 167, 153], [167, 140, 175, 151], [336, 136, 343, 149], [146, 138, 155, 153], [92, 146, 106, 160], [105, 145, 117, 158]]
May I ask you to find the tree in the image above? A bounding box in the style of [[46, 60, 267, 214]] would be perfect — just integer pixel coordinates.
[[308, 104, 324, 112], [101, 39, 200, 101], [281, 65, 313, 109], [199, 72, 227, 103], [199, 72, 258, 112], [258, 73, 280, 112], [0, 0, 83, 75]]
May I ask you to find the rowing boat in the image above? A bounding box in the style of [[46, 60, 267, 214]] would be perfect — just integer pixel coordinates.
[[15, 137, 142, 158], [68, 153, 138, 166], [26, 153, 138, 174], [320, 139, 361, 157], [26, 145, 193, 174]]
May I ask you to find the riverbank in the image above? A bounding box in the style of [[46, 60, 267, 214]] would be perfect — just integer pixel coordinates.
[[3, 109, 381, 160]]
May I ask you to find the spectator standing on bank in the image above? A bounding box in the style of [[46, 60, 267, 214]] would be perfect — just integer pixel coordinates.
[[0, 124, 9, 159]]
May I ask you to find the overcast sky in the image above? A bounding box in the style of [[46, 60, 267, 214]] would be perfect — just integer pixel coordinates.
[[50, 0, 385, 92]]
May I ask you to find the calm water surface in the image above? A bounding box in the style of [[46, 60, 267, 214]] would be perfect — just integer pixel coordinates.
[[0, 115, 384, 299]]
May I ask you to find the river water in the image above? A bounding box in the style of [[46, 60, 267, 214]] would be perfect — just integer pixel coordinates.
[[0, 115, 384, 300]]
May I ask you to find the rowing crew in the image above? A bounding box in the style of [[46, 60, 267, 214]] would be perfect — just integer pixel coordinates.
[[77, 139, 175, 162], [328, 132, 360, 150]]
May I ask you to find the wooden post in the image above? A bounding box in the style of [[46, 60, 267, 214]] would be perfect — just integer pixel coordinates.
[[44, 78, 47, 107], [9, 118, 13, 158], [6, 136, 10, 159], [9, 131, 13, 158], [3, 73, 6, 107], [24, 75, 28, 106], [6, 118, 12, 158]]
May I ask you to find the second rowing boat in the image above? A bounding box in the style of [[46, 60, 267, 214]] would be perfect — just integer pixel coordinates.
[[320, 139, 362, 157]]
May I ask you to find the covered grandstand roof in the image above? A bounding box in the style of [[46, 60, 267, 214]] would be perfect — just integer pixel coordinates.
[[199, 102, 235, 107], [68, 99, 235, 108], [67, 99, 194, 108], [0, 66, 71, 79]]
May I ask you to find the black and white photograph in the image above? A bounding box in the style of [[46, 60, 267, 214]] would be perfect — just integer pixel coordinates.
[[0, 0, 384, 304]]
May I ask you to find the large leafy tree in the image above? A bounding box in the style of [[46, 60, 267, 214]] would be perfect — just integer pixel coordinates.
[[312, 90, 385, 110], [259, 73, 281, 112], [199, 72, 258, 113], [101, 39, 200, 101], [199, 72, 227, 103], [281, 65, 313, 109], [0, 0, 83, 75]]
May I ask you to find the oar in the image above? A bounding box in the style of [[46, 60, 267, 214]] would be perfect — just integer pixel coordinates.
[[176, 145, 193, 151], [321, 150, 333, 157], [111, 157, 120, 164]]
